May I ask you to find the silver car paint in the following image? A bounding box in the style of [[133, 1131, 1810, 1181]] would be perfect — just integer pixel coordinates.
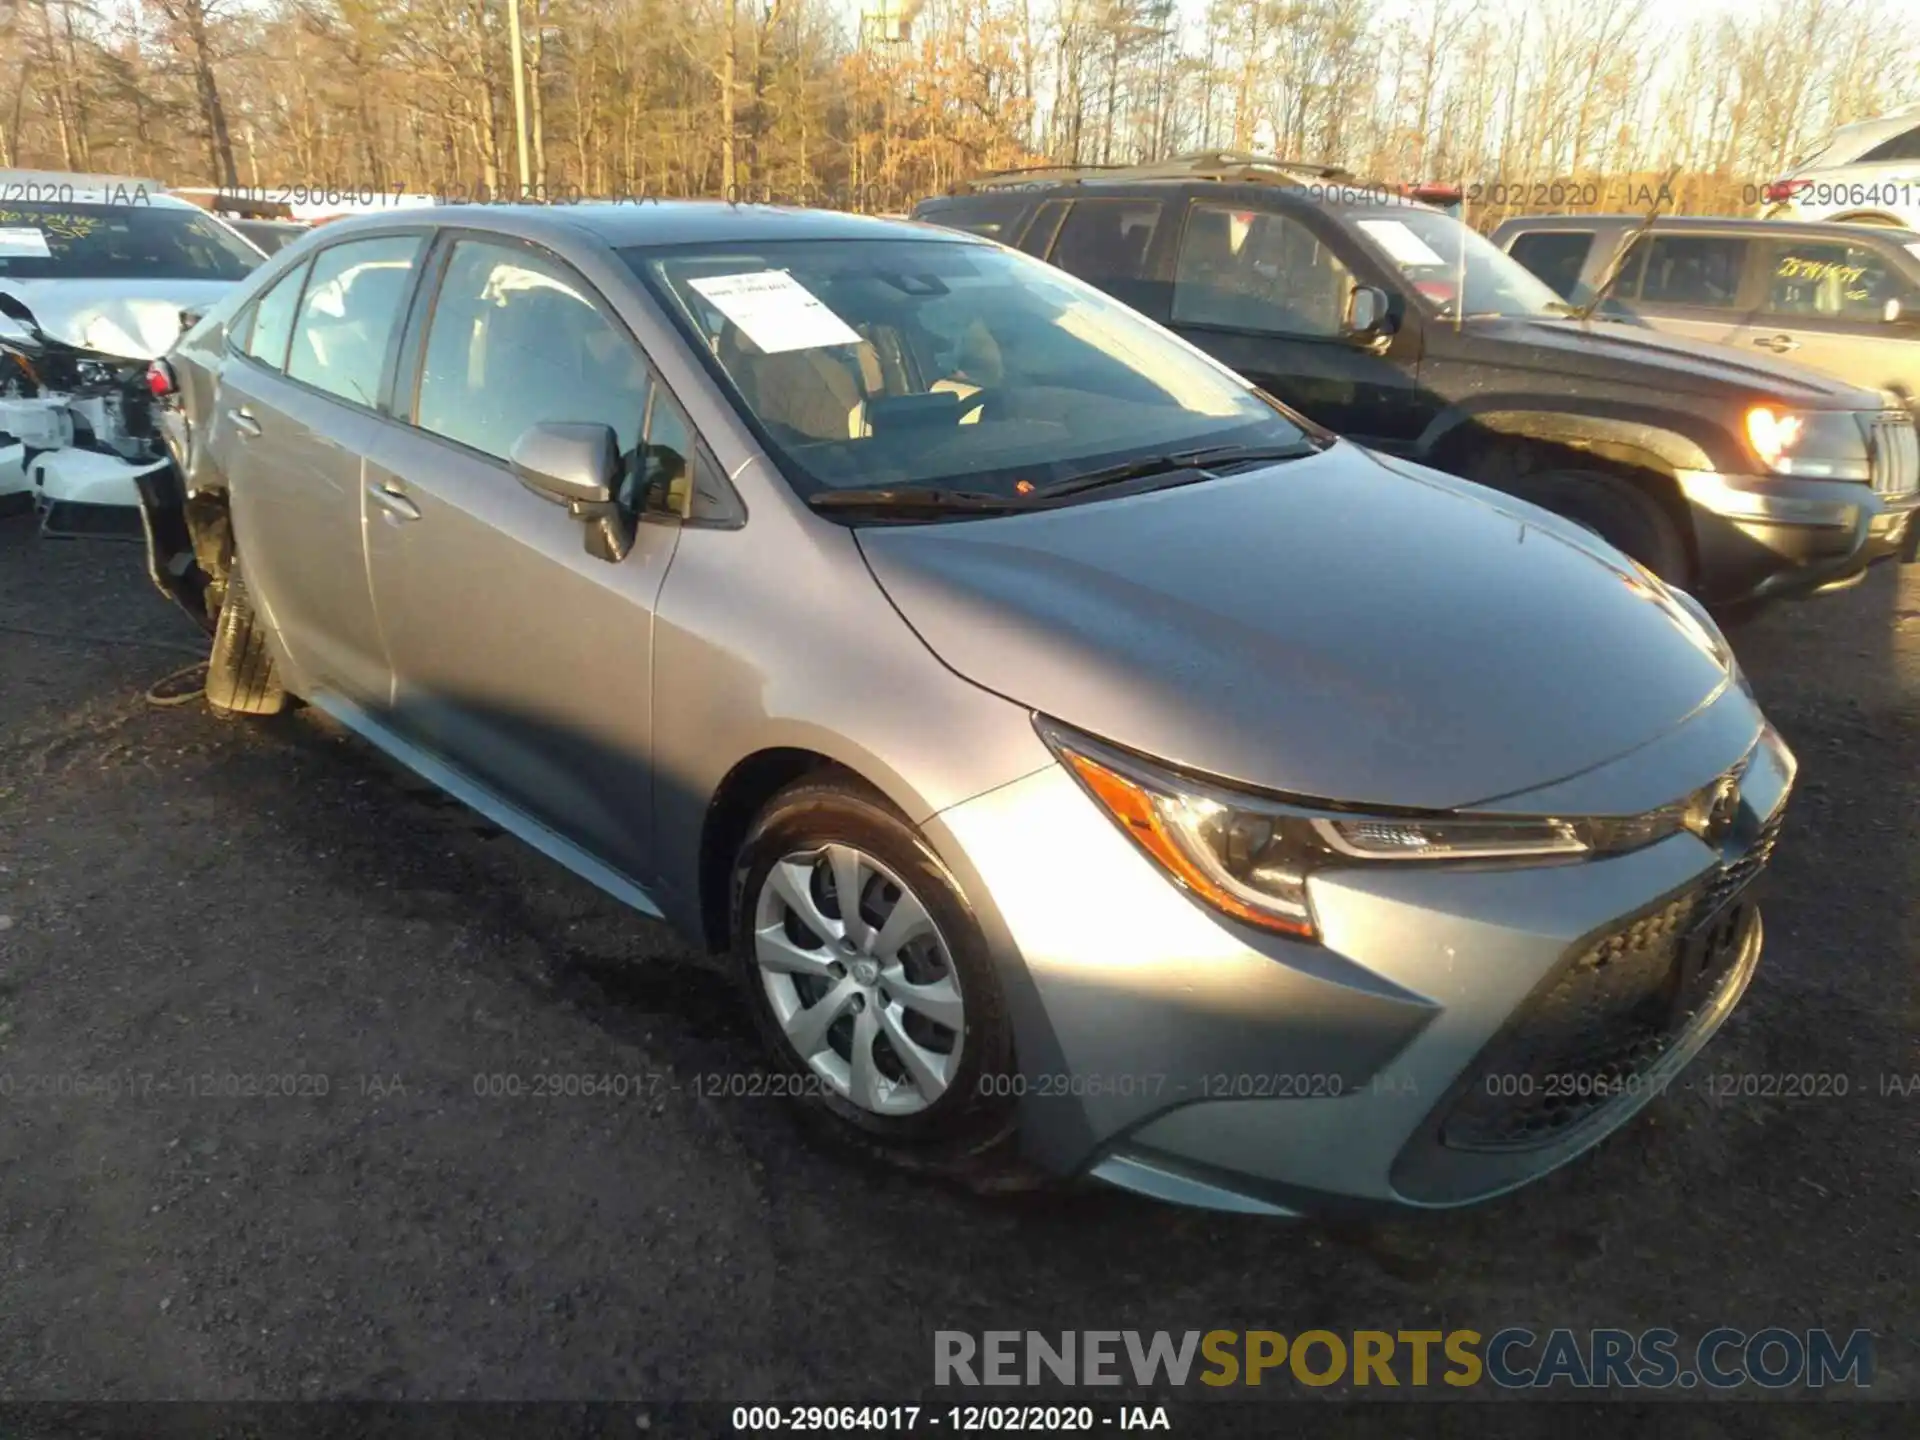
[[860, 445, 1732, 811], [937, 686, 1780, 1204], [1492, 216, 1920, 410], [163, 205, 1784, 1213]]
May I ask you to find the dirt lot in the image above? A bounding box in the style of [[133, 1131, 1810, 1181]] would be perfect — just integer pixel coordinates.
[[0, 509, 1915, 1424]]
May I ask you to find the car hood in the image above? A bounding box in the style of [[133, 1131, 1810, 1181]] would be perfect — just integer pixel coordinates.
[[0, 278, 237, 360], [1473, 316, 1886, 409], [857, 445, 1735, 811]]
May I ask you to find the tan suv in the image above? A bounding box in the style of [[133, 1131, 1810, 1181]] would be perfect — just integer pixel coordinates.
[[1492, 214, 1920, 414]]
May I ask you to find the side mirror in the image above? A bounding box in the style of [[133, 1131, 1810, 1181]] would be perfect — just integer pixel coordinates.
[[509, 421, 634, 563], [1343, 285, 1393, 346]]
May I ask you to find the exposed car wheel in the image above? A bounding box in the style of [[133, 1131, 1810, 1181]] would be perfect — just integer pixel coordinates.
[[731, 777, 1027, 1181], [203, 561, 286, 717], [1503, 469, 1690, 585]]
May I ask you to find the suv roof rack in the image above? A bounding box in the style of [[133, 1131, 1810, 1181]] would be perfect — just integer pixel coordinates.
[[953, 150, 1354, 194]]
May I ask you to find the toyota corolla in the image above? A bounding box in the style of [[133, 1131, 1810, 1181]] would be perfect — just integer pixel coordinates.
[[138, 204, 1794, 1215]]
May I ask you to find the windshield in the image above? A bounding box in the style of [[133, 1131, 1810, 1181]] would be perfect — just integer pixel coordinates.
[[626, 237, 1310, 498], [0, 200, 263, 281], [1350, 207, 1567, 320]]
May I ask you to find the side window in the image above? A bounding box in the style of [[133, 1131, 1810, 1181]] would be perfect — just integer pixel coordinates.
[[1507, 231, 1594, 300], [1763, 240, 1911, 321], [1020, 200, 1071, 258], [636, 388, 694, 518], [415, 239, 649, 464], [1172, 204, 1352, 337], [1861, 124, 1920, 164], [1047, 199, 1162, 286], [241, 262, 310, 371], [931, 197, 1028, 240], [1626, 235, 1749, 309], [286, 234, 424, 406]]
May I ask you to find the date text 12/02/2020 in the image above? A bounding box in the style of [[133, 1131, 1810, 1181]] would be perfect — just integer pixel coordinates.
[[210, 180, 895, 211]]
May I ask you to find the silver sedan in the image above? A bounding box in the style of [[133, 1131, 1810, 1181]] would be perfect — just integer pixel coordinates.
[[139, 202, 1793, 1214]]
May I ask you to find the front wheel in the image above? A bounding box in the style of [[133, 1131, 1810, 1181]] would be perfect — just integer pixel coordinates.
[[731, 777, 1024, 1176]]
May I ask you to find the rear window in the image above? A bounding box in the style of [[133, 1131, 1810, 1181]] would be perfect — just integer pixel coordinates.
[[1860, 123, 1920, 165], [1506, 231, 1595, 301], [0, 200, 262, 280], [920, 197, 1028, 240]]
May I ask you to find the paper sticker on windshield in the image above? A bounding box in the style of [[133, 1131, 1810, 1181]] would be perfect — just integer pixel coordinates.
[[1357, 219, 1446, 268], [0, 227, 51, 258], [689, 269, 862, 354]]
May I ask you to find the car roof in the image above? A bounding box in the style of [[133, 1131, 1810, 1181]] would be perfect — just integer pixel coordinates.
[[1811, 103, 1920, 158], [1493, 213, 1918, 242], [303, 201, 978, 250]]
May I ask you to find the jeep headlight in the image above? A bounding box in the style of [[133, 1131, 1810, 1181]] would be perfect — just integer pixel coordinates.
[[1744, 405, 1871, 481]]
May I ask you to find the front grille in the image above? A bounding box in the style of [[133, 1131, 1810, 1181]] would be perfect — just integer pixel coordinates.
[[1437, 813, 1780, 1153], [1870, 410, 1918, 499]]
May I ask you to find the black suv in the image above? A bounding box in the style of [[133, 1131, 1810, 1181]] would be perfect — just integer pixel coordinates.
[[913, 164, 1920, 609]]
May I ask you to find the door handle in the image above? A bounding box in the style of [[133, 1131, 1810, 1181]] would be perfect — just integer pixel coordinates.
[[366, 483, 422, 522], [1752, 334, 1801, 353], [226, 407, 262, 437]]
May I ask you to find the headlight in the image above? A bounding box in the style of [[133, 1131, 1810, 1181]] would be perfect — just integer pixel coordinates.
[[1039, 721, 1721, 941], [1743, 405, 1870, 480]]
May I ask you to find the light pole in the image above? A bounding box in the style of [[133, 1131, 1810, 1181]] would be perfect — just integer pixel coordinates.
[[506, 0, 531, 198]]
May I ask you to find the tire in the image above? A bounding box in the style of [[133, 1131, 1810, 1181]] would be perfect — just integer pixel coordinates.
[[731, 776, 1028, 1181], [1500, 468, 1691, 585], [203, 561, 286, 717]]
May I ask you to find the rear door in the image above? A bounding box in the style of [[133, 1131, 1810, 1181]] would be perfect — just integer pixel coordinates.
[[221, 231, 426, 703], [1744, 233, 1920, 401], [1611, 230, 1756, 348], [362, 232, 685, 883]]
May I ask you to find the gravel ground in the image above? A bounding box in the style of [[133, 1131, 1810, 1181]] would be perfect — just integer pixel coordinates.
[[0, 510, 1915, 1426]]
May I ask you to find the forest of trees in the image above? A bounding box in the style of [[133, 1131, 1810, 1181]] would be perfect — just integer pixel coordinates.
[[1, 0, 1916, 221]]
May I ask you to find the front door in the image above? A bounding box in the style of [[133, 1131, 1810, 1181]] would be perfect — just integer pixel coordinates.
[[362, 234, 685, 883], [1744, 234, 1920, 403], [1161, 201, 1430, 452]]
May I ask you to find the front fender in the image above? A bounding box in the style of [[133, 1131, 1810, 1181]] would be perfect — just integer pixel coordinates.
[[1419, 402, 1727, 477]]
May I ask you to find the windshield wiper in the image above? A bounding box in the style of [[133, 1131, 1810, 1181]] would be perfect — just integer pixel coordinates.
[[1572, 162, 1682, 323], [1033, 442, 1319, 499], [808, 442, 1320, 516], [807, 486, 1037, 516]]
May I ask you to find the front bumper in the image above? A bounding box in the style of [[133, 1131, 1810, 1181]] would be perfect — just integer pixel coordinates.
[[929, 691, 1792, 1215], [1678, 468, 1919, 606]]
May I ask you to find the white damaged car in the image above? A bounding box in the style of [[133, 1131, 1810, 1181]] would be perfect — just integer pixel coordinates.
[[0, 172, 264, 532]]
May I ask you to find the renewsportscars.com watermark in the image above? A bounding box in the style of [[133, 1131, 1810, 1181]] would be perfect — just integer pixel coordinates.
[[934, 1328, 1873, 1391]]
